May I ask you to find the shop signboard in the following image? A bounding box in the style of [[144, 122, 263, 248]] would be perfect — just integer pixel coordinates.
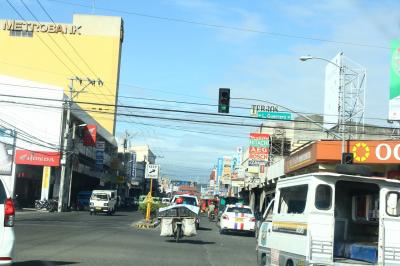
[[249, 133, 270, 161], [15, 150, 61, 167], [389, 40, 400, 120]]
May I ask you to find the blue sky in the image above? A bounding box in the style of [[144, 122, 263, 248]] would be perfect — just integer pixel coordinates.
[[1, 0, 399, 182]]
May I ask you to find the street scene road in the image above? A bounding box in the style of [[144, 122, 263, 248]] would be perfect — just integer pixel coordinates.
[[14, 209, 257, 266]]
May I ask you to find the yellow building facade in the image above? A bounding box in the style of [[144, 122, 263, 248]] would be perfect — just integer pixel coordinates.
[[0, 14, 123, 135]]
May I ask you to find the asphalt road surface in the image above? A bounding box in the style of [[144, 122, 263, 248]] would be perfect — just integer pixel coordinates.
[[14, 208, 257, 266]]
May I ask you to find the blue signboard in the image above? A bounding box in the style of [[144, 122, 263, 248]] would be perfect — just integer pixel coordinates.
[[217, 157, 223, 178]]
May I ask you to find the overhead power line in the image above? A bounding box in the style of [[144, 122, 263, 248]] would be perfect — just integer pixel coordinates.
[[44, 0, 389, 50], [1, 98, 399, 139], [0, 91, 394, 132]]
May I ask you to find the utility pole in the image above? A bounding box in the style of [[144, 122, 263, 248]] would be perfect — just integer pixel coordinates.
[[58, 77, 103, 212]]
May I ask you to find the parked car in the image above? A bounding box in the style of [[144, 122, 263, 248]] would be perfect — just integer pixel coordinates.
[[219, 204, 256, 235], [0, 177, 15, 265], [89, 190, 117, 215], [76, 191, 92, 211]]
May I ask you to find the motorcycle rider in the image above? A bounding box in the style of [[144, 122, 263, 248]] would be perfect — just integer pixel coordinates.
[[208, 201, 215, 219]]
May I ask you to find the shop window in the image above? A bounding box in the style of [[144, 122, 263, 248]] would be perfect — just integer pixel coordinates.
[[10, 30, 33, 37], [278, 185, 308, 214], [353, 194, 379, 222], [386, 192, 400, 217], [315, 184, 332, 210]]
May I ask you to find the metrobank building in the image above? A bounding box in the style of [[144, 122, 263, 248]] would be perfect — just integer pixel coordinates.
[[0, 14, 124, 207]]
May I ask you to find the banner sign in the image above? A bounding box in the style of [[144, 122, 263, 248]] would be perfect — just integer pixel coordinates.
[[95, 141, 105, 171], [0, 128, 15, 175], [82, 125, 96, 147], [249, 133, 270, 161], [130, 152, 136, 179], [15, 150, 60, 167], [40, 166, 51, 200], [389, 40, 400, 120]]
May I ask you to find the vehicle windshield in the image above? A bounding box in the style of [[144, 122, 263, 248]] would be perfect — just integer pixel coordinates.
[[226, 207, 252, 214], [91, 194, 108, 201], [174, 197, 197, 206]]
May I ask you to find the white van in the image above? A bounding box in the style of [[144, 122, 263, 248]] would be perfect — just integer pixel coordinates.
[[89, 190, 117, 215], [257, 172, 400, 266]]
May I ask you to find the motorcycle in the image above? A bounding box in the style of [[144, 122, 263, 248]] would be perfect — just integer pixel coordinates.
[[173, 218, 183, 243], [208, 212, 215, 222]]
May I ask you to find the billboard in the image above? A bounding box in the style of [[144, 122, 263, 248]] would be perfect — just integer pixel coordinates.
[[389, 40, 400, 120], [249, 133, 270, 161], [222, 156, 232, 182], [324, 53, 342, 129]]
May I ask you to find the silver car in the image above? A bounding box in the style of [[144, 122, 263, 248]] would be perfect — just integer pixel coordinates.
[[0, 177, 15, 265]]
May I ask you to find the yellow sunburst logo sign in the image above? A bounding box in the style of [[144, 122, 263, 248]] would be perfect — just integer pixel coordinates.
[[352, 142, 370, 162]]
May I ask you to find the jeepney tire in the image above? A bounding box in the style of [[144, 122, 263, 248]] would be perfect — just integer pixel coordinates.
[[196, 222, 199, 230], [286, 259, 294, 266], [260, 254, 266, 266]]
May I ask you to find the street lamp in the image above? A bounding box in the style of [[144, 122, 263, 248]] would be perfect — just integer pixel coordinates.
[[299, 53, 347, 163]]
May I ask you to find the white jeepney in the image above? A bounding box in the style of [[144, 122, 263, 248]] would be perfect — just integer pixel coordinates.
[[257, 172, 400, 266]]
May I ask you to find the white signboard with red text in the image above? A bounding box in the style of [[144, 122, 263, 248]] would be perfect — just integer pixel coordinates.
[[249, 133, 270, 161]]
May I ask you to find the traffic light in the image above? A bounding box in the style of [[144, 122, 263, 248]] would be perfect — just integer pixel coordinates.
[[218, 88, 230, 113], [342, 152, 354, 164]]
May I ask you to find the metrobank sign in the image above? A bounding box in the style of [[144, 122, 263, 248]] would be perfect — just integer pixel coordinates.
[[2, 20, 82, 35]]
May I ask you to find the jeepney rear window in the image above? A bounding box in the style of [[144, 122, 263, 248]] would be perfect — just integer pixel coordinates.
[[278, 185, 308, 214], [315, 185, 332, 210]]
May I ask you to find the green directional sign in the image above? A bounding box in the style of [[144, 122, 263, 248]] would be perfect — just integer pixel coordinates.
[[257, 111, 292, 120]]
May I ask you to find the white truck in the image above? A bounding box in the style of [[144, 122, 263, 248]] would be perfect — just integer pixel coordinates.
[[256, 172, 400, 266], [89, 190, 117, 215]]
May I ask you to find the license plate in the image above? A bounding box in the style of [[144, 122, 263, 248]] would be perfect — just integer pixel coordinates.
[[96, 207, 101, 210], [235, 218, 244, 222]]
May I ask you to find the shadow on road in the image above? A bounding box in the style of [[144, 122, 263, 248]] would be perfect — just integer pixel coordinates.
[[14, 261, 79, 266], [197, 226, 212, 231], [166, 239, 216, 245], [221, 231, 255, 238]]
